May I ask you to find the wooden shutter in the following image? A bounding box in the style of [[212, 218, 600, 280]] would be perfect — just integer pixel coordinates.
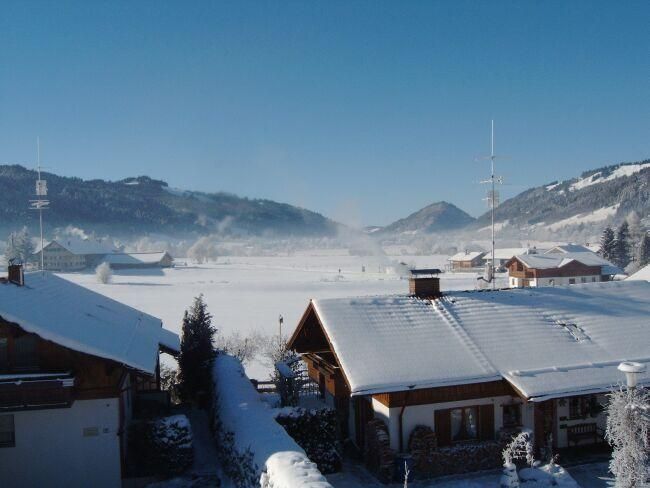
[[434, 409, 452, 447], [479, 404, 495, 441]]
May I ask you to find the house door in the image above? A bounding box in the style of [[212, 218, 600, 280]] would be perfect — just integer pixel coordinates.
[[534, 400, 557, 455], [354, 396, 374, 451]]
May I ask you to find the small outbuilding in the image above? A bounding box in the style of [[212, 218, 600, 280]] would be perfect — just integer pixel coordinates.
[[100, 251, 173, 269]]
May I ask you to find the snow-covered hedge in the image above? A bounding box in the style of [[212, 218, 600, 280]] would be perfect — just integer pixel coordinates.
[[211, 354, 332, 488], [274, 407, 341, 474]]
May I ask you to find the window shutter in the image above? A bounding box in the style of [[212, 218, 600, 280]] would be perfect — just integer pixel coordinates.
[[434, 409, 452, 447], [479, 404, 495, 441]]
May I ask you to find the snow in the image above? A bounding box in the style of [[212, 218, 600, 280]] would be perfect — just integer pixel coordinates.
[[448, 251, 484, 262], [514, 251, 622, 275], [311, 281, 650, 400], [101, 251, 170, 266], [627, 264, 650, 282], [61, 253, 481, 379], [483, 248, 531, 261], [545, 181, 562, 191], [38, 237, 117, 255], [569, 162, 650, 191], [546, 204, 619, 231], [0, 272, 178, 374], [477, 220, 509, 233], [213, 354, 332, 488], [545, 244, 593, 254], [156, 415, 193, 449]]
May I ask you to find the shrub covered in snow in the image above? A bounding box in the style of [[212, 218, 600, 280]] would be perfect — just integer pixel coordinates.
[[95, 261, 112, 284], [129, 415, 193, 477], [211, 354, 332, 488], [605, 385, 649, 487], [274, 407, 341, 474]]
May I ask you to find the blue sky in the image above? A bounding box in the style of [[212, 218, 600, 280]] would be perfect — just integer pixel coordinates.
[[1, 1, 648, 226]]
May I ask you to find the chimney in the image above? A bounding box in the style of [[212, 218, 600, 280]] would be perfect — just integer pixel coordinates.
[[409, 269, 441, 299], [8, 263, 24, 286]]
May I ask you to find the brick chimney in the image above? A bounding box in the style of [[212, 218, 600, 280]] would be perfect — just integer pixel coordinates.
[[8, 263, 24, 286], [409, 269, 441, 299]]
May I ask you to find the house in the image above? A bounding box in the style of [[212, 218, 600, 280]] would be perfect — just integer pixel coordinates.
[[0, 265, 179, 488], [482, 247, 535, 270], [448, 251, 485, 271], [34, 238, 118, 271], [100, 251, 174, 269], [505, 252, 621, 288], [544, 244, 593, 254], [287, 275, 650, 476]]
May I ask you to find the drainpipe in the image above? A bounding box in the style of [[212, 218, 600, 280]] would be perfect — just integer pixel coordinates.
[[398, 385, 416, 453]]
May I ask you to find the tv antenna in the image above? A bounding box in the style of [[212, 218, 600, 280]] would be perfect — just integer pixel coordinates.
[[479, 120, 503, 290], [29, 137, 50, 272]]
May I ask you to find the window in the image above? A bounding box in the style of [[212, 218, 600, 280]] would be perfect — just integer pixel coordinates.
[[14, 335, 38, 371], [569, 278, 576, 285], [581, 277, 587, 283], [0, 415, 15, 448], [0, 338, 7, 372], [569, 397, 588, 419], [451, 407, 478, 441], [502, 404, 522, 428], [591, 277, 597, 282]]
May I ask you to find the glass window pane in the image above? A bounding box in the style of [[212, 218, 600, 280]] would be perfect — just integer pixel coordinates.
[[451, 408, 463, 440], [0, 415, 15, 448], [465, 407, 478, 439], [14, 335, 38, 370]]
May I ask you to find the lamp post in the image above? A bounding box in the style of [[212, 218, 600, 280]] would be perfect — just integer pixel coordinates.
[[617, 361, 646, 389]]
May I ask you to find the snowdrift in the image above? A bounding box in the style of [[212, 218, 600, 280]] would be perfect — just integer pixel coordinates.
[[212, 354, 332, 488]]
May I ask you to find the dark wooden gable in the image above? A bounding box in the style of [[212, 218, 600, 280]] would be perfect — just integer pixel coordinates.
[[287, 302, 331, 354]]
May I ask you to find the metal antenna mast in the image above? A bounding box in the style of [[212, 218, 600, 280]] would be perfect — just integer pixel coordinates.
[[30, 137, 49, 272], [481, 120, 503, 289]]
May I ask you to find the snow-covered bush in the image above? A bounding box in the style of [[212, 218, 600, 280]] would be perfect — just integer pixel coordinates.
[[211, 354, 332, 488], [95, 261, 113, 284], [274, 407, 341, 474], [605, 385, 649, 487], [500, 431, 534, 488], [128, 415, 193, 477]]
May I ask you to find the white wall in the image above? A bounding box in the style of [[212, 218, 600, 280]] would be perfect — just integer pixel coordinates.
[[376, 395, 516, 452], [0, 398, 121, 488], [510, 275, 601, 288]]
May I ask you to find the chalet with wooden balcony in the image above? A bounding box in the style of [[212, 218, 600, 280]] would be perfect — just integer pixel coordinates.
[[0, 265, 179, 488], [505, 251, 622, 288], [448, 251, 485, 271], [288, 274, 650, 478]]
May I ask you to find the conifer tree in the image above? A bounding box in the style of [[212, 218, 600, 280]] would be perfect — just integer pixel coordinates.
[[598, 226, 616, 262], [639, 233, 650, 268], [178, 294, 216, 405], [614, 221, 631, 269]]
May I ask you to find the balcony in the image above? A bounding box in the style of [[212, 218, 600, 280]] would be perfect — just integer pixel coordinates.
[[0, 372, 74, 411]]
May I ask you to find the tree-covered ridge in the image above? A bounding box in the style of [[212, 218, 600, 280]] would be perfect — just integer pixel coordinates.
[[0, 165, 338, 237], [474, 159, 650, 229]]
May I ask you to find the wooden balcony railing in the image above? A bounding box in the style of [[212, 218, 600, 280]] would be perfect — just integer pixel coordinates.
[[0, 373, 74, 411]]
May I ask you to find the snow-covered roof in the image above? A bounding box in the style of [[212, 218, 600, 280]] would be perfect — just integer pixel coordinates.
[[483, 248, 532, 261], [101, 251, 171, 266], [513, 252, 622, 275], [627, 265, 650, 282], [448, 251, 484, 262], [0, 272, 179, 374], [310, 281, 650, 400], [545, 244, 592, 254], [37, 239, 117, 255]]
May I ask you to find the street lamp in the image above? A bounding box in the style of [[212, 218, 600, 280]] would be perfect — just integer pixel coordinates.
[[617, 361, 647, 389]]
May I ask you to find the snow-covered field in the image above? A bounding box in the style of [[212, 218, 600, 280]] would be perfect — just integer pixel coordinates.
[[61, 251, 501, 379]]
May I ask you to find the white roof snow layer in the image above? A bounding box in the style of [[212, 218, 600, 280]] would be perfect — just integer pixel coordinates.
[[0, 272, 179, 374], [313, 296, 501, 396], [628, 265, 650, 282], [449, 251, 484, 262], [515, 252, 622, 275], [101, 252, 170, 265], [312, 281, 650, 400]]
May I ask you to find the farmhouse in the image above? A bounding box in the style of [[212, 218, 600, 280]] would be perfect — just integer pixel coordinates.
[[100, 251, 174, 269], [448, 251, 485, 271], [35, 238, 118, 271], [482, 247, 535, 270], [505, 252, 621, 288], [288, 275, 650, 476], [0, 265, 179, 488]]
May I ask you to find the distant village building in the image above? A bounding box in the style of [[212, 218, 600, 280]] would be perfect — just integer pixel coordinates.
[[287, 275, 650, 476], [544, 244, 593, 254], [448, 251, 485, 271], [482, 247, 535, 270], [34, 238, 118, 271], [100, 251, 174, 270], [0, 265, 179, 487], [505, 251, 621, 288]]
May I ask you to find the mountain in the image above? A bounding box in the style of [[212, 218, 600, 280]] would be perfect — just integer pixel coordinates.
[[379, 201, 475, 235], [474, 160, 650, 233], [0, 165, 338, 237]]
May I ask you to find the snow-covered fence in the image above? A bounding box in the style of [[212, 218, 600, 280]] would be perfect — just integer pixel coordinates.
[[212, 354, 332, 488]]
